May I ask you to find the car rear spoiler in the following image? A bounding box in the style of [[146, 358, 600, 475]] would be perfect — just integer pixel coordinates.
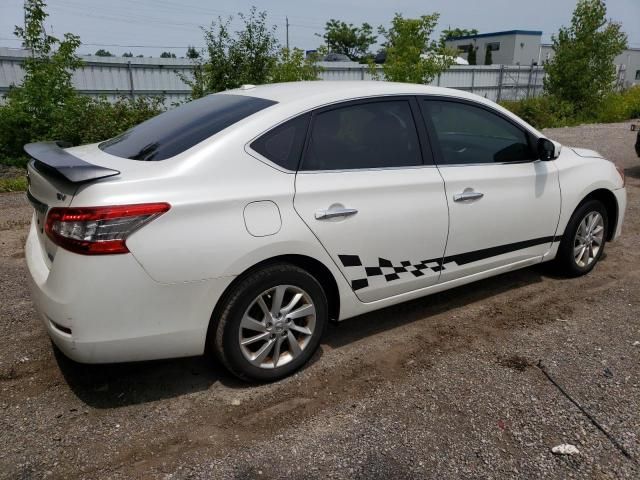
[[24, 141, 120, 183]]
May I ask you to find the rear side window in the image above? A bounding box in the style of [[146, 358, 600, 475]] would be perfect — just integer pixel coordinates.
[[423, 100, 534, 165], [99, 94, 276, 161], [301, 100, 422, 171], [250, 114, 310, 171]]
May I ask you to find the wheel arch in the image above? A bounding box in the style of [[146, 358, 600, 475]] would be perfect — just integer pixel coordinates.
[[206, 254, 341, 348], [576, 188, 618, 241]]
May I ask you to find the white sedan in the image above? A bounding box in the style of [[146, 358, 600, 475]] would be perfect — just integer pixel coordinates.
[[25, 81, 626, 381]]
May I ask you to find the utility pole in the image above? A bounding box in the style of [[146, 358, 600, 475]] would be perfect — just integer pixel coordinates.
[[23, 0, 27, 48], [285, 16, 289, 50]]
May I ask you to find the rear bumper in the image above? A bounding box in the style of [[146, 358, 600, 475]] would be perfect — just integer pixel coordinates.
[[25, 221, 234, 364]]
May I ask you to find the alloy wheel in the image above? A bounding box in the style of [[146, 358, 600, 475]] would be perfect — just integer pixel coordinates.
[[573, 211, 605, 268], [238, 285, 316, 369]]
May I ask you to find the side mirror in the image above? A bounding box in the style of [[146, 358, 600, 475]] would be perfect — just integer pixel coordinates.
[[537, 138, 560, 161]]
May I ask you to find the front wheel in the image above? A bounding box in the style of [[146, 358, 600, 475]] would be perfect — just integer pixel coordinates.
[[554, 200, 608, 277], [212, 263, 328, 382]]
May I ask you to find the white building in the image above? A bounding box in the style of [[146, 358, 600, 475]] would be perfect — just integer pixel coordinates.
[[445, 30, 544, 67], [446, 30, 640, 88]]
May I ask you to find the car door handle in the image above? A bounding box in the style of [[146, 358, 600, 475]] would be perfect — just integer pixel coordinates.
[[315, 207, 358, 220], [453, 191, 484, 202]]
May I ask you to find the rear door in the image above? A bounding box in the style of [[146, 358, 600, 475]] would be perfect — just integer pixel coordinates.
[[420, 98, 561, 282], [293, 97, 449, 303]]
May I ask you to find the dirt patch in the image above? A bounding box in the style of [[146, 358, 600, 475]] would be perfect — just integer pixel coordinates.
[[498, 354, 531, 372]]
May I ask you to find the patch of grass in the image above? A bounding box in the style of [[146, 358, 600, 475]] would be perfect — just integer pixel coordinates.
[[0, 176, 28, 193]]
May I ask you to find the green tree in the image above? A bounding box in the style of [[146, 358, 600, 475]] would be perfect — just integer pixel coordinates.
[[270, 48, 321, 82], [186, 45, 200, 59], [0, 0, 82, 158], [323, 19, 376, 61], [160, 51, 176, 58], [467, 45, 477, 65], [484, 46, 492, 65], [544, 0, 627, 111], [122, 51, 133, 57], [377, 13, 454, 84], [183, 7, 319, 98], [94, 48, 113, 56]]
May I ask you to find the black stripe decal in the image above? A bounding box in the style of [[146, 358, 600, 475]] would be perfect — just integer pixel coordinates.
[[338, 235, 562, 292], [351, 278, 369, 290], [443, 236, 560, 266], [338, 254, 362, 267]]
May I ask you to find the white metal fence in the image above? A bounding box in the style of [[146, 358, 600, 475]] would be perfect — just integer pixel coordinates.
[[0, 47, 547, 105]]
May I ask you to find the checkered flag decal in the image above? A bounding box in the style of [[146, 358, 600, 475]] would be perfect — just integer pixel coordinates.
[[338, 255, 448, 291]]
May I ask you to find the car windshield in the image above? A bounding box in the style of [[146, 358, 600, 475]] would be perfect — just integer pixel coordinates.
[[99, 94, 277, 161]]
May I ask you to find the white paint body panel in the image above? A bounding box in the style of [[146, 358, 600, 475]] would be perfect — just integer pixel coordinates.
[[23, 81, 627, 364], [294, 168, 449, 302], [437, 160, 561, 281]]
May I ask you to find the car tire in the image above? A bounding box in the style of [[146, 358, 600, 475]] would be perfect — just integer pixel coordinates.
[[554, 200, 608, 277], [212, 263, 328, 382]]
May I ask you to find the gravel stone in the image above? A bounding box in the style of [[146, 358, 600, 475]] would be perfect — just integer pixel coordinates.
[[0, 121, 639, 479]]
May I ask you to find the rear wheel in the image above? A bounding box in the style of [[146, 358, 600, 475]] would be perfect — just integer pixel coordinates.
[[212, 263, 328, 382], [555, 200, 608, 277]]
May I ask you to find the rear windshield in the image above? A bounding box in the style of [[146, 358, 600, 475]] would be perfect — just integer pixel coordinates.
[[99, 94, 276, 161]]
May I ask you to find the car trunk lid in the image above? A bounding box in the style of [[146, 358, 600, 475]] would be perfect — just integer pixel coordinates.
[[25, 141, 121, 267]]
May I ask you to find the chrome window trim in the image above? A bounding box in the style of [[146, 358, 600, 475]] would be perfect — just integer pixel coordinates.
[[436, 159, 543, 168], [295, 165, 438, 174]]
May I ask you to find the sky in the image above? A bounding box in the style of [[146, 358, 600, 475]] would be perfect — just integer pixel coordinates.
[[0, 0, 639, 57]]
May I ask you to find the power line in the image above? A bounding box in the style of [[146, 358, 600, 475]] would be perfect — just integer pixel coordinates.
[[0, 37, 204, 49]]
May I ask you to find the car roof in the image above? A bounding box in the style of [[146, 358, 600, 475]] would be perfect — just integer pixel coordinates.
[[222, 81, 476, 105], [218, 81, 544, 139]]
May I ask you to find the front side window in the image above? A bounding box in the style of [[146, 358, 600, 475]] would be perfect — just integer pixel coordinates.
[[423, 100, 534, 165], [301, 100, 422, 171], [100, 94, 276, 161], [486, 42, 500, 51]]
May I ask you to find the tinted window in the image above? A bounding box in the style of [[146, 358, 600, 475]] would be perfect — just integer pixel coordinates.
[[301, 100, 422, 171], [250, 114, 310, 170], [100, 94, 276, 161], [423, 100, 533, 165]]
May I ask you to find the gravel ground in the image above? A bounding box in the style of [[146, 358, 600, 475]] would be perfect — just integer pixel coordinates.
[[1, 121, 639, 479]]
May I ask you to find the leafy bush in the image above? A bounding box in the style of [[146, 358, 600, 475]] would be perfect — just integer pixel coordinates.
[[501, 86, 640, 129], [500, 96, 576, 129], [0, 95, 165, 166], [0, 1, 164, 166], [48, 96, 165, 145]]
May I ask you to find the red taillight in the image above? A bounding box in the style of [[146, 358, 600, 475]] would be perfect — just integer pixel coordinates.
[[45, 203, 170, 255]]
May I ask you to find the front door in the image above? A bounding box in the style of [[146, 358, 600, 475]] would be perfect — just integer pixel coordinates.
[[420, 98, 561, 282], [293, 98, 450, 302]]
